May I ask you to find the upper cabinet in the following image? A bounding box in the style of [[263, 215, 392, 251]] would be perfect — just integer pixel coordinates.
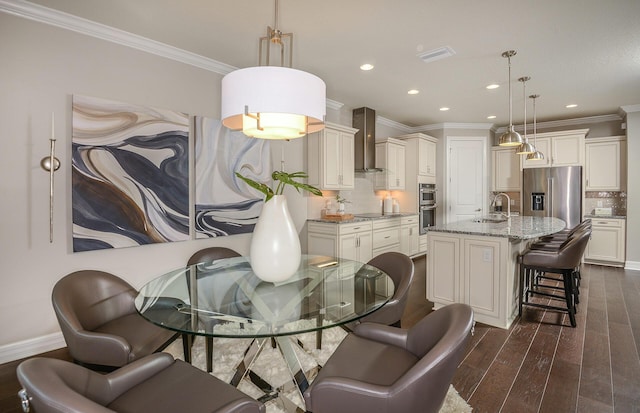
[[585, 136, 626, 191], [522, 129, 587, 169], [395, 133, 437, 181], [375, 137, 406, 190], [307, 122, 357, 190], [491, 146, 521, 191]]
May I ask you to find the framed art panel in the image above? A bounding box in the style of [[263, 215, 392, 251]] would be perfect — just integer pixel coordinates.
[[72, 95, 190, 252], [194, 116, 271, 238]]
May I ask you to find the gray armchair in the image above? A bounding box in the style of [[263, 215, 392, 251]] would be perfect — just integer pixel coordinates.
[[304, 303, 474, 413], [52, 270, 179, 369], [351, 252, 415, 328], [17, 353, 264, 413], [187, 246, 242, 372]]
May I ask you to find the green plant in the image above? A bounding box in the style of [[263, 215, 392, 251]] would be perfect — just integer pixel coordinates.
[[235, 170, 323, 203], [335, 194, 350, 204]]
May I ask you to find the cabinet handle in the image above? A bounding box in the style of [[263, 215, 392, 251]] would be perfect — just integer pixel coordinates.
[[384, 236, 390, 239], [353, 227, 361, 230]]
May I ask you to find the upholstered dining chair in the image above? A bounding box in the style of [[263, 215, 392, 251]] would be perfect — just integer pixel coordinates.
[[52, 270, 180, 370], [187, 246, 242, 372], [349, 251, 415, 329], [304, 303, 474, 413], [17, 353, 264, 413]]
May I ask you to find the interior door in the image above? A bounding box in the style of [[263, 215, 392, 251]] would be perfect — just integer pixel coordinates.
[[447, 137, 487, 223]]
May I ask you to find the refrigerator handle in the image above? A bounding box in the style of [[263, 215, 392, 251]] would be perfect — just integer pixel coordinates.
[[547, 177, 553, 217]]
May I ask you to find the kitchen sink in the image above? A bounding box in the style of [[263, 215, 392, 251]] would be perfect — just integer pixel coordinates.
[[474, 214, 509, 223]]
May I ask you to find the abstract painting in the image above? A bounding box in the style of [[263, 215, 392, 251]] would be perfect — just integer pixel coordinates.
[[194, 116, 271, 238], [72, 95, 189, 252]]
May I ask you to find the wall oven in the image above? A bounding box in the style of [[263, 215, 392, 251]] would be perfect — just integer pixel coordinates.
[[418, 183, 437, 235], [419, 183, 436, 205]]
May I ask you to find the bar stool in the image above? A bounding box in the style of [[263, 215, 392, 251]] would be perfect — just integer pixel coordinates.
[[527, 220, 592, 299], [518, 227, 591, 327]]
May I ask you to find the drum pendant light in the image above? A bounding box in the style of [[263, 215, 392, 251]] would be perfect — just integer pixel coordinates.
[[516, 76, 535, 154], [498, 51, 524, 146], [221, 0, 326, 140]]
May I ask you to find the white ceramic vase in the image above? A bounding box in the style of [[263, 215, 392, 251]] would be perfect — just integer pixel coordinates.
[[250, 195, 301, 283]]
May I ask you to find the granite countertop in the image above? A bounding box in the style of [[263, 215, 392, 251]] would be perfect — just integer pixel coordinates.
[[428, 216, 566, 240], [307, 212, 418, 224], [583, 214, 626, 220]]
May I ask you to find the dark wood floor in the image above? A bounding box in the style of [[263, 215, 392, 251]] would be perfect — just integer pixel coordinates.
[[2, 256, 639, 412]]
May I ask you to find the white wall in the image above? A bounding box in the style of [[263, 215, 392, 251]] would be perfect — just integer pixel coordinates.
[[625, 110, 640, 268], [0, 13, 315, 357]]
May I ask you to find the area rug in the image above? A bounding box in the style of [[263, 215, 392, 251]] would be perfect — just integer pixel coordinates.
[[165, 324, 472, 412]]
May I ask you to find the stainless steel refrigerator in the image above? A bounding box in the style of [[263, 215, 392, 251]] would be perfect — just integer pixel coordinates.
[[523, 166, 582, 229]]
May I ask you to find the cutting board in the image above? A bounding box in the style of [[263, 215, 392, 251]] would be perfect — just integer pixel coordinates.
[[322, 213, 354, 221]]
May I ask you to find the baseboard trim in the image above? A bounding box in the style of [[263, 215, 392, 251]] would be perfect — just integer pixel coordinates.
[[0, 332, 66, 364], [625, 260, 640, 271]]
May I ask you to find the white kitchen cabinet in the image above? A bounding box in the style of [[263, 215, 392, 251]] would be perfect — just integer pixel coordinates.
[[375, 138, 406, 190], [400, 215, 420, 256], [372, 218, 401, 296], [585, 136, 626, 191], [419, 234, 428, 255], [491, 146, 521, 191], [427, 232, 526, 328], [307, 220, 373, 263], [584, 218, 626, 267], [307, 122, 357, 190], [395, 133, 437, 178], [393, 133, 438, 215], [522, 129, 587, 169]]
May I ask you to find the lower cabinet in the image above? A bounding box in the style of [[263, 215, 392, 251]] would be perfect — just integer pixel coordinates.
[[427, 232, 526, 329], [372, 218, 401, 296], [401, 215, 420, 256], [584, 218, 626, 267], [308, 221, 373, 263]]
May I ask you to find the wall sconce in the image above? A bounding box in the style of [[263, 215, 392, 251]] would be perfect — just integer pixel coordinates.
[[40, 112, 60, 243]]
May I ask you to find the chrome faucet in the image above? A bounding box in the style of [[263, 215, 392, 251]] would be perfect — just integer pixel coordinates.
[[491, 192, 511, 218]]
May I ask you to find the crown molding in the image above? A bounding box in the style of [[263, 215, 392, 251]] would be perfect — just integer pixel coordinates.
[[620, 104, 640, 114], [376, 116, 413, 133], [326, 99, 344, 111], [0, 0, 238, 74], [494, 113, 623, 134]]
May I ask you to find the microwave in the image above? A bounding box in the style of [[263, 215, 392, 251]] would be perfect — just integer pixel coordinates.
[[419, 183, 436, 205]]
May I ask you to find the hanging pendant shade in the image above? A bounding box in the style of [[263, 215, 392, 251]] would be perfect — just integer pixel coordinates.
[[221, 66, 326, 140], [516, 76, 535, 155], [526, 94, 545, 161], [499, 50, 523, 147], [220, 0, 326, 140]]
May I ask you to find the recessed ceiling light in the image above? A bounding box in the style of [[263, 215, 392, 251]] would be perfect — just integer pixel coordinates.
[[407, 89, 419, 95], [487, 115, 497, 119], [439, 107, 450, 111], [360, 63, 374, 71], [566, 103, 578, 108], [486, 84, 500, 90]]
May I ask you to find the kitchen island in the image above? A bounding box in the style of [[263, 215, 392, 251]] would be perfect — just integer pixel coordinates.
[[427, 216, 565, 329]]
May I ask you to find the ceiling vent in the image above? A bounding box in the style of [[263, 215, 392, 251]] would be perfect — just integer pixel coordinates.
[[417, 46, 456, 63]]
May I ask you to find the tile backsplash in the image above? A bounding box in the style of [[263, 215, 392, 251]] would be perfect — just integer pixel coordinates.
[[584, 191, 626, 216]]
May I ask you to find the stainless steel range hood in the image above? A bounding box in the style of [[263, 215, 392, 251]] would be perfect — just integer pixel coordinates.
[[352, 107, 383, 172]]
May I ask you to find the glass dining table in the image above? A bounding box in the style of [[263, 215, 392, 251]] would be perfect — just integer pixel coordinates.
[[134, 254, 393, 412]]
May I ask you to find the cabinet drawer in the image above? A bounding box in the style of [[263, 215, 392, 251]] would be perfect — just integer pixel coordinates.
[[339, 221, 372, 235], [372, 218, 401, 230], [591, 218, 623, 228], [401, 215, 419, 225], [373, 228, 400, 249]]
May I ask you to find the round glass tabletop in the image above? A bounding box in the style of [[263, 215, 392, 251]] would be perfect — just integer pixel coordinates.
[[135, 255, 393, 338]]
